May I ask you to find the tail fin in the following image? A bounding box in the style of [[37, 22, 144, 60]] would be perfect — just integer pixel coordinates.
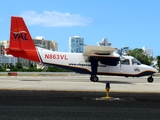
[[5, 16, 40, 62]]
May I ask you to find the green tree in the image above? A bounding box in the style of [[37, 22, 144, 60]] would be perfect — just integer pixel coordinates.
[[9, 63, 17, 71], [1, 63, 5, 69], [29, 63, 34, 68], [157, 56, 160, 71], [46, 65, 71, 72], [127, 48, 152, 65], [0, 65, 4, 71], [16, 62, 23, 70]]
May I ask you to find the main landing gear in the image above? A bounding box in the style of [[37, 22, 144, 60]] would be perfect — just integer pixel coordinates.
[[90, 75, 99, 82], [147, 76, 154, 83], [89, 57, 99, 82]]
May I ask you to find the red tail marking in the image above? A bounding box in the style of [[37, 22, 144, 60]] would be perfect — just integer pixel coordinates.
[[5, 16, 40, 62]]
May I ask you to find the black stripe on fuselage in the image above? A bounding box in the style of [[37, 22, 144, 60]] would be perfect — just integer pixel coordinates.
[[42, 62, 155, 77]]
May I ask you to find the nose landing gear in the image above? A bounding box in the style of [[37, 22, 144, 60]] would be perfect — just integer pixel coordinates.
[[147, 76, 154, 83]]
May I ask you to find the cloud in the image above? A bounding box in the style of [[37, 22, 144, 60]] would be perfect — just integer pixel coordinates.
[[20, 11, 93, 27]]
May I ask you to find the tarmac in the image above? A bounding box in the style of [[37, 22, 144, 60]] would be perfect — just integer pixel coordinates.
[[0, 73, 160, 93]]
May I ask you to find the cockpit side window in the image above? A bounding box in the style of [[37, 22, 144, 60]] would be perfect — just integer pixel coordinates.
[[132, 58, 141, 65], [121, 59, 130, 65]]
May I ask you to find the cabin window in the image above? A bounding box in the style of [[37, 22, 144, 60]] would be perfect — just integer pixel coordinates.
[[121, 59, 130, 65]]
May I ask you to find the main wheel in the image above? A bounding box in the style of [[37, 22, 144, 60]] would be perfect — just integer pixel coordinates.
[[92, 75, 99, 82], [147, 76, 154, 83]]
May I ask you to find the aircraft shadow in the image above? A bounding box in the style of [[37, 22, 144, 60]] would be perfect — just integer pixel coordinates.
[[98, 80, 132, 84], [21, 80, 41, 81]]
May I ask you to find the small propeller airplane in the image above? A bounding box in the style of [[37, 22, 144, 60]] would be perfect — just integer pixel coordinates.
[[4, 16, 158, 83]]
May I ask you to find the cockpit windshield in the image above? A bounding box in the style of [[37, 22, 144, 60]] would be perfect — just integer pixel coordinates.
[[132, 58, 141, 65]]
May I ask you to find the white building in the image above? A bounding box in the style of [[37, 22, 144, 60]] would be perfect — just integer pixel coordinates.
[[0, 54, 17, 66], [69, 36, 84, 53], [97, 38, 112, 46], [142, 46, 153, 57], [0, 41, 17, 66]]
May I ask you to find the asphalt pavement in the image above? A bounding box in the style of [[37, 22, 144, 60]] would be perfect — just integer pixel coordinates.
[[0, 90, 160, 120], [0, 75, 160, 119]]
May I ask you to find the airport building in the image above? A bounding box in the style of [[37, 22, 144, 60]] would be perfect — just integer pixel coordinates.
[[69, 36, 84, 53]]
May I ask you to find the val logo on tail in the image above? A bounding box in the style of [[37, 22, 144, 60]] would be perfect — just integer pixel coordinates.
[[13, 29, 28, 40], [5, 16, 158, 83]]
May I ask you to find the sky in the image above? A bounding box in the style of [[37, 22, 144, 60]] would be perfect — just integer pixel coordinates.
[[0, 0, 160, 57]]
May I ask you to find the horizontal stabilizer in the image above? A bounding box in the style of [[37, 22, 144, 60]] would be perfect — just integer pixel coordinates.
[[4, 48, 24, 52]]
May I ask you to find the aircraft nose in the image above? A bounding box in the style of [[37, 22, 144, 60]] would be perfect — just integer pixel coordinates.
[[142, 64, 159, 73], [154, 68, 159, 73], [151, 67, 159, 73]]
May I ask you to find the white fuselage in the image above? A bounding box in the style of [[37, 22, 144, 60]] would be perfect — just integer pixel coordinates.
[[37, 47, 158, 77]]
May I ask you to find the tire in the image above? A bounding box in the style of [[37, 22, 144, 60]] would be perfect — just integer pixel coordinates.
[[147, 77, 153, 83], [92, 76, 99, 82]]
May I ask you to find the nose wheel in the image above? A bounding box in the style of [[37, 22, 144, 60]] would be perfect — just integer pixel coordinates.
[[90, 75, 99, 82], [147, 76, 154, 83]]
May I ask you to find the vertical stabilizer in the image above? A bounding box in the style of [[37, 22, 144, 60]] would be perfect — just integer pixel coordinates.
[[10, 16, 35, 50], [5, 16, 40, 62]]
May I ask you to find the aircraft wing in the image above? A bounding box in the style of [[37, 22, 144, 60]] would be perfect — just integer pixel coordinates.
[[83, 46, 119, 66], [83, 45, 117, 56]]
